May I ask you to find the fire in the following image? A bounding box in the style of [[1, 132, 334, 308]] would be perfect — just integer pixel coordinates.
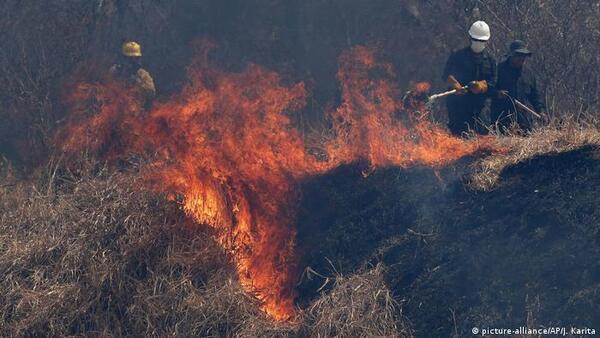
[[414, 81, 431, 93], [139, 60, 324, 320], [57, 43, 496, 321], [324, 46, 492, 168], [56, 79, 141, 161]]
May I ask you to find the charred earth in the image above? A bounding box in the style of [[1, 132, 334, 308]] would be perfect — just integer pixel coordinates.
[[297, 145, 600, 337]]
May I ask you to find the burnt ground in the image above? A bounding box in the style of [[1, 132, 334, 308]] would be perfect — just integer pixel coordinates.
[[296, 145, 600, 337]]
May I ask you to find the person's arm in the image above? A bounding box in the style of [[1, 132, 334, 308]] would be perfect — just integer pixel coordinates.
[[442, 52, 467, 94], [468, 55, 497, 95], [484, 57, 497, 97], [528, 76, 545, 113], [136, 69, 156, 100]]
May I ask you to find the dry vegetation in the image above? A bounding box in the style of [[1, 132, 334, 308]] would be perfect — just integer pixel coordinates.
[[2, 1, 600, 336], [303, 264, 410, 337], [0, 165, 408, 337], [471, 121, 600, 190]]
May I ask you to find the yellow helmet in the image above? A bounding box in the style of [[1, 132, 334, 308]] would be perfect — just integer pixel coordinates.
[[122, 41, 142, 57]]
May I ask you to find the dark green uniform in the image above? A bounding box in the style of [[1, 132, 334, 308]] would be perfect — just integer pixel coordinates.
[[491, 60, 544, 131], [442, 47, 497, 135]]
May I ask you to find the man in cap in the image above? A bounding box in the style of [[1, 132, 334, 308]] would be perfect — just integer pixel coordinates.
[[491, 40, 545, 132], [109, 41, 156, 112], [442, 21, 497, 136]]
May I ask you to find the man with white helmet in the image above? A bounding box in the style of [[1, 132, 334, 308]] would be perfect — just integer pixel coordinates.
[[442, 21, 497, 136]]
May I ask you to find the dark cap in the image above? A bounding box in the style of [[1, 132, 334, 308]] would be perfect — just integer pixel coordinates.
[[509, 40, 532, 56]]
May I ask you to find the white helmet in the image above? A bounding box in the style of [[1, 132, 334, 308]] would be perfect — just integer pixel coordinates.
[[468, 21, 490, 41]]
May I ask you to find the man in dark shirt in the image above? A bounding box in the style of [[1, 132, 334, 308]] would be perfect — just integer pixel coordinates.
[[491, 40, 545, 132], [442, 21, 497, 136]]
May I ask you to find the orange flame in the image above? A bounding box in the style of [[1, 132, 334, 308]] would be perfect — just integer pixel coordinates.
[[57, 44, 496, 320], [414, 81, 431, 94]]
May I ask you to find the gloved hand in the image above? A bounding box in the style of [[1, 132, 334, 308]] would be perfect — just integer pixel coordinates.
[[469, 80, 488, 94], [447, 75, 467, 95]]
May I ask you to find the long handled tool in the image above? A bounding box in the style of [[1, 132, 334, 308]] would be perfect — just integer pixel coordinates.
[[427, 86, 542, 119], [427, 86, 468, 101], [499, 92, 542, 119]]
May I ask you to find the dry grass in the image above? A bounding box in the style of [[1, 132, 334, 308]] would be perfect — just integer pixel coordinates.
[[0, 164, 409, 337], [0, 166, 273, 336], [303, 264, 411, 338], [470, 122, 600, 191]]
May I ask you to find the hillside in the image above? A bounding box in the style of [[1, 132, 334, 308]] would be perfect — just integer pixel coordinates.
[[2, 128, 599, 336], [298, 128, 600, 336]]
